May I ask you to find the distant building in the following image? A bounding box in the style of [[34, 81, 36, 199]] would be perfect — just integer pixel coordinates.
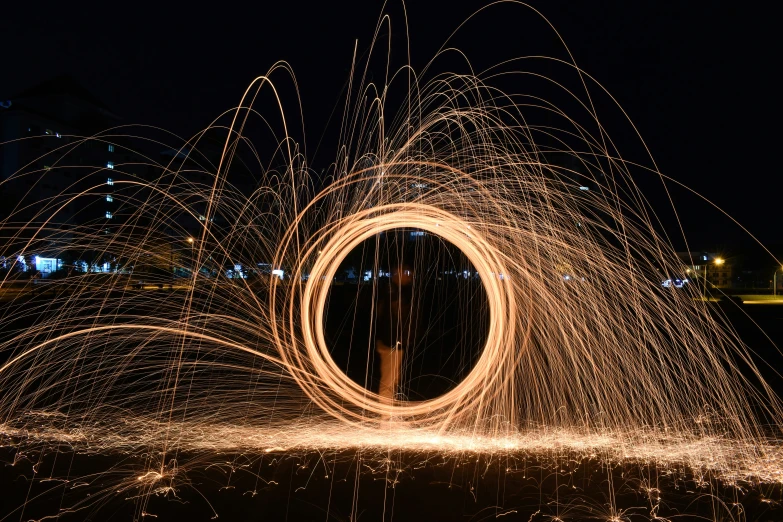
[[0, 76, 151, 274], [677, 251, 733, 289], [0, 75, 123, 226], [735, 268, 772, 290]]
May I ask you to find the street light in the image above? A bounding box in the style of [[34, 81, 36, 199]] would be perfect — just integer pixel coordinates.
[[704, 256, 724, 297], [187, 238, 194, 275], [774, 266, 783, 297]]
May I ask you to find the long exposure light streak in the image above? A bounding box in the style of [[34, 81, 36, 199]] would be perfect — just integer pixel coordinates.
[[0, 4, 781, 519]]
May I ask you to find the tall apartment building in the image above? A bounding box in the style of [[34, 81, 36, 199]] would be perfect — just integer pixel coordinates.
[[0, 76, 136, 275]]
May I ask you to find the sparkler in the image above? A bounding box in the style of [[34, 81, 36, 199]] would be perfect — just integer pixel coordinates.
[[0, 4, 781, 520]]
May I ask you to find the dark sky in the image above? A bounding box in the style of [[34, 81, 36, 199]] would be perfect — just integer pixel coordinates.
[[2, 1, 778, 254]]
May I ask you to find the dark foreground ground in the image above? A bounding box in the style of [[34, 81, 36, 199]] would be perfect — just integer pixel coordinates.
[[1, 444, 781, 522], [0, 289, 782, 521]]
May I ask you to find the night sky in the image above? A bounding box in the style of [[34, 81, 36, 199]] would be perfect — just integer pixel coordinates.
[[2, 2, 778, 255]]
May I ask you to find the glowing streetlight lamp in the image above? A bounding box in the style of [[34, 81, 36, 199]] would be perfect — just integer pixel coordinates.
[[187, 238, 195, 278], [774, 266, 783, 297], [703, 256, 724, 296]]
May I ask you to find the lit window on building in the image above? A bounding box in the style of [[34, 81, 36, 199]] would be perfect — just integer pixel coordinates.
[[108, 144, 115, 152], [106, 161, 114, 169], [106, 211, 113, 219], [106, 195, 113, 202], [107, 178, 114, 185]]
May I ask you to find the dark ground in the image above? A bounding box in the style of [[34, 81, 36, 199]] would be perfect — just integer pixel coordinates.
[[1, 443, 781, 521], [0, 288, 782, 521]]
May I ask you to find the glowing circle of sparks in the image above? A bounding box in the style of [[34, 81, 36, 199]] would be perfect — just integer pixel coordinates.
[[274, 202, 517, 427], [2, 7, 783, 500]]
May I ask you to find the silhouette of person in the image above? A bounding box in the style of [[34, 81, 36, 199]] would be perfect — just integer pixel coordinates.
[[375, 264, 413, 406]]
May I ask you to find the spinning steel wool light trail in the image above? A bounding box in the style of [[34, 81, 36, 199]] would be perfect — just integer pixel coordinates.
[[0, 4, 781, 519]]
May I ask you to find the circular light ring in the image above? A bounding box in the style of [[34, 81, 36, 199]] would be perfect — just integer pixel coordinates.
[[280, 203, 518, 427]]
